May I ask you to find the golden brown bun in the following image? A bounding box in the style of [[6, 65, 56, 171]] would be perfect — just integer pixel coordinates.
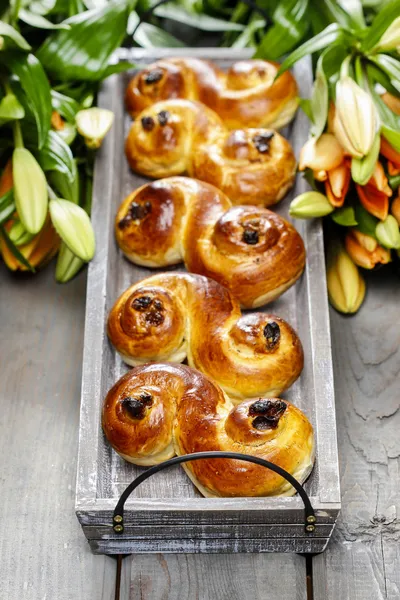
[[102, 363, 314, 497], [107, 273, 304, 400], [125, 58, 299, 130], [125, 99, 296, 207], [115, 177, 305, 308]]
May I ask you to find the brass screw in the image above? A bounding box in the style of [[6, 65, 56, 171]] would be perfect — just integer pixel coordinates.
[[114, 524, 124, 533], [305, 524, 315, 533], [114, 515, 123, 523], [307, 515, 316, 523]]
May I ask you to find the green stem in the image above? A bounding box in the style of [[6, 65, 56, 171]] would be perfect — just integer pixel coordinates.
[[340, 55, 352, 79], [13, 120, 24, 148], [11, 0, 22, 28]]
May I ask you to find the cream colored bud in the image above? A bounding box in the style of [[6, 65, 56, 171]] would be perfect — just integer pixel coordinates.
[[49, 198, 95, 262], [299, 134, 344, 172], [374, 17, 400, 52], [327, 243, 366, 314], [289, 191, 334, 219], [334, 77, 379, 158], [76, 107, 114, 149], [13, 148, 48, 234]]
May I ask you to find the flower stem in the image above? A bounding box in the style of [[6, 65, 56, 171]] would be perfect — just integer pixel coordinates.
[[13, 121, 24, 148]]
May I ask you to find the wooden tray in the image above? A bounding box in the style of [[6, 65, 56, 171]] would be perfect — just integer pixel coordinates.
[[75, 48, 340, 554]]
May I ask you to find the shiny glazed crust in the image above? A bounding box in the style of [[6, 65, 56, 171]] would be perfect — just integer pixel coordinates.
[[115, 177, 305, 308], [107, 273, 304, 399], [125, 99, 296, 207], [102, 363, 314, 497], [125, 58, 299, 130]]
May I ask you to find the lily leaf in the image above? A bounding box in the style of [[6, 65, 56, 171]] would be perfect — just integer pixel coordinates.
[[371, 54, 400, 93], [37, 0, 132, 81], [0, 189, 16, 225], [331, 206, 358, 226], [133, 22, 185, 47], [51, 90, 80, 122], [154, 4, 244, 31], [0, 22, 31, 51], [19, 9, 71, 29], [362, 0, 400, 50], [255, 0, 309, 60], [0, 225, 35, 272]]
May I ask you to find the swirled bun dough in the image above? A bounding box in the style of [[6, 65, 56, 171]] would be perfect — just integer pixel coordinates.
[[107, 273, 304, 400], [125, 58, 299, 130], [115, 177, 305, 308], [125, 99, 296, 207], [102, 363, 314, 497]]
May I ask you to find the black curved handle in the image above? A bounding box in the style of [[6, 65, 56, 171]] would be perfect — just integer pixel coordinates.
[[112, 451, 316, 534]]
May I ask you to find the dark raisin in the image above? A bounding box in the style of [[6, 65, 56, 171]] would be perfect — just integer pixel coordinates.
[[139, 392, 153, 405], [117, 215, 131, 229], [158, 110, 170, 126], [153, 299, 163, 311], [130, 201, 152, 220], [132, 296, 153, 311], [121, 397, 150, 420], [243, 228, 259, 245], [146, 311, 164, 326], [144, 69, 163, 84], [141, 116, 155, 131], [263, 322, 280, 349], [249, 399, 287, 430], [253, 132, 274, 153]]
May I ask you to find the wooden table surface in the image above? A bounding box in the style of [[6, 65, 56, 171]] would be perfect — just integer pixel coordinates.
[[1, 260, 399, 600]]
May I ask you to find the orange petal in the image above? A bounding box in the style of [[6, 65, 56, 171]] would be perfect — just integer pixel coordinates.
[[299, 134, 345, 172], [368, 162, 392, 196], [356, 184, 389, 220], [380, 137, 400, 169], [0, 160, 13, 196], [388, 161, 400, 176], [381, 92, 400, 116], [345, 233, 376, 269], [391, 193, 400, 225], [51, 111, 65, 131], [325, 163, 350, 207]]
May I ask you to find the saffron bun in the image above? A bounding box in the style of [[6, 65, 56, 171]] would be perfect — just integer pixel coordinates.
[[107, 273, 304, 400], [125, 99, 296, 207], [102, 363, 314, 497], [115, 177, 305, 308], [125, 57, 299, 130]]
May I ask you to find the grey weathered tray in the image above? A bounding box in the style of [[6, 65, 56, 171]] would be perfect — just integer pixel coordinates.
[[76, 48, 340, 555]]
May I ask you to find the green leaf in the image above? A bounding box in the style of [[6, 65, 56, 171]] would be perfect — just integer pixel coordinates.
[[5, 53, 52, 149], [351, 133, 380, 185], [362, 0, 400, 50], [134, 22, 185, 47], [0, 22, 31, 51], [255, 0, 309, 60], [336, 0, 366, 28], [354, 203, 379, 237], [366, 61, 400, 97], [100, 61, 136, 79], [0, 189, 16, 225], [51, 90, 80, 122], [36, 130, 76, 181], [310, 52, 328, 138], [18, 9, 71, 29], [276, 23, 345, 76], [48, 163, 79, 204], [37, 0, 132, 82], [382, 124, 400, 153], [371, 54, 400, 93], [9, 219, 35, 245], [299, 98, 313, 121], [0, 225, 35, 272], [0, 93, 25, 126], [154, 4, 244, 31], [49, 197, 95, 261], [331, 206, 358, 226], [231, 19, 266, 49], [389, 173, 400, 190]]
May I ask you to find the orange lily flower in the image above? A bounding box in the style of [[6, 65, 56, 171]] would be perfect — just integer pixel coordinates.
[[380, 136, 400, 176], [392, 193, 400, 225], [345, 229, 391, 269], [356, 162, 392, 221]]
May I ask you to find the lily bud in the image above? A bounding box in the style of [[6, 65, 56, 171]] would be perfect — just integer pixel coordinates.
[[76, 107, 114, 149], [55, 242, 85, 283], [299, 134, 344, 172], [327, 243, 365, 314], [376, 215, 400, 249], [345, 229, 391, 269], [334, 77, 379, 158], [49, 198, 95, 262], [289, 191, 334, 219], [374, 16, 400, 52], [12, 148, 48, 234]]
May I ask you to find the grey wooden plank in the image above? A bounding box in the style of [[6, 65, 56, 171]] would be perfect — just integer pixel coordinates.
[[128, 554, 307, 600], [313, 267, 400, 598], [0, 264, 116, 600]]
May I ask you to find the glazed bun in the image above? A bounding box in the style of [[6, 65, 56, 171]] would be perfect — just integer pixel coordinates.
[[115, 177, 305, 308], [102, 363, 314, 497], [125, 58, 299, 130], [107, 273, 304, 400], [125, 99, 296, 207]]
